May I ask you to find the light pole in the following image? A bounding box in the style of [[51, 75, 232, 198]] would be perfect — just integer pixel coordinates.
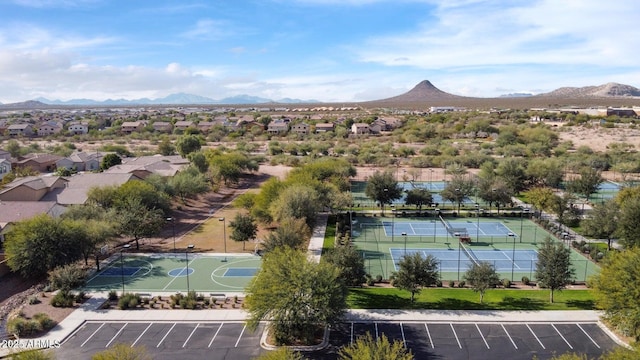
[[433, 207, 439, 243], [402, 232, 407, 258], [391, 205, 395, 242], [219, 218, 227, 262], [383, 188, 388, 215], [186, 244, 194, 294], [475, 203, 480, 243], [520, 208, 529, 243], [120, 244, 130, 296], [455, 188, 461, 214], [166, 217, 176, 251], [509, 233, 516, 281]]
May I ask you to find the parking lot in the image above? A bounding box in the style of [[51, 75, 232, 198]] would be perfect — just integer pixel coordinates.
[[56, 320, 621, 360]]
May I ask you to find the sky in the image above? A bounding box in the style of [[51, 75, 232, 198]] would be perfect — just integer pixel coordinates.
[[1, 0, 639, 103]]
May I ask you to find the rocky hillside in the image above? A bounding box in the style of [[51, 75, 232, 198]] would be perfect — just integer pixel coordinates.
[[539, 82, 640, 98], [374, 80, 467, 102]]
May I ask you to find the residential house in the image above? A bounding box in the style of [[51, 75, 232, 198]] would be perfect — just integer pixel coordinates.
[[7, 123, 34, 137], [67, 121, 90, 135], [120, 121, 147, 134], [0, 159, 11, 180], [152, 121, 173, 133], [55, 151, 104, 172], [0, 201, 67, 244], [37, 121, 64, 137], [41, 173, 142, 205], [103, 155, 189, 178], [267, 119, 289, 134], [14, 154, 63, 173], [197, 121, 215, 133], [351, 123, 370, 135], [0, 176, 68, 201], [315, 123, 335, 133], [291, 122, 310, 135], [0, 150, 11, 160], [174, 121, 195, 132]]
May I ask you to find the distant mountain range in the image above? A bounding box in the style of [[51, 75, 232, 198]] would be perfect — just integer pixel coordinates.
[[24, 93, 318, 106], [1, 81, 639, 109]]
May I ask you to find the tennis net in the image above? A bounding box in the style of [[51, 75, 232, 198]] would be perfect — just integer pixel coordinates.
[[461, 244, 480, 265]]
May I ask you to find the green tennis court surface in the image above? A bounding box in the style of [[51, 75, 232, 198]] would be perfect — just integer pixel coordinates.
[[84, 253, 262, 294]]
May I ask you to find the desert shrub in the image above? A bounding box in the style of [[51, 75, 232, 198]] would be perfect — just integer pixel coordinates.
[[50, 290, 75, 307], [48, 263, 86, 292], [28, 295, 41, 305], [33, 313, 56, 330], [502, 278, 512, 288], [458, 280, 466, 288], [74, 291, 86, 303], [375, 275, 383, 283], [118, 293, 141, 310], [448, 280, 455, 288], [108, 290, 118, 301], [435, 279, 443, 287], [179, 298, 197, 309], [521, 276, 530, 285]]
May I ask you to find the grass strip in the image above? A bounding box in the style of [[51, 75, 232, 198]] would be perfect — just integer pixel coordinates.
[[347, 287, 596, 311]]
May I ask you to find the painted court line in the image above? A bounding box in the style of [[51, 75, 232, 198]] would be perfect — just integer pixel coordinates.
[[526, 324, 545, 349], [450, 323, 462, 349], [157, 323, 176, 348], [208, 323, 223, 348], [81, 323, 105, 347], [235, 324, 247, 347], [577, 324, 600, 349], [552, 324, 573, 349], [501, 324, 518, 349], [424, 323, 434, 349], [399, 323, 407, 349], [475, 324, 490, 349], [350, 322, 354, 345], [132, 323, 153, 347], [105, 323, 127, 348], [183, 323, 200, 348], [374, 322, 379, 339]]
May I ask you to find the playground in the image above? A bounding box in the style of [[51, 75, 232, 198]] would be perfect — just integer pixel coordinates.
[[84, 253, 262, 294]]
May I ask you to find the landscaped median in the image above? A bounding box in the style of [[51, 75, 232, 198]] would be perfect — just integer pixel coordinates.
[[347, 287, 596, 311]]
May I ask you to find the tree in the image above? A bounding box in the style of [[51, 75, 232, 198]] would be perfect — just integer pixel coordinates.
[[338, 333, 414, 360], [157, 137, 175, 156], [614, 194, 640, 249], [404, 188, 433, 211], [364, 171, 402, 215], [245, 247, 347, 345], [392, 252, 439, 302], [100, 153, 122, 170], [580, 200, 619, 250], [229, 213, 257, 250], [590, 247, 640, 342], [262, 218, 311, 253], [526, 158, 564, 188], [117, 198, 166, 250], [324, 245, 366, 287], [270, 184, 320, 228], [91, 343, 152, 360], [175, 134, 202, 156], [115, 180, 171, 215], [168, 166, 209, 202], [463, 261, 500, 303], [440, 175, 474, 213], [566, 167, 603, 202], [495, 158, 527, 194], [534, 237, 575, 303]]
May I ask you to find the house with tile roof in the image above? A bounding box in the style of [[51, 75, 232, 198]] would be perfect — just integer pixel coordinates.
[[41, 173, 142, 205], [0, 176, 68, 201], [103, 155, 189, 178], [0, 201, 67, 245], [14, 154, 64, 173], [55, 151, 104, 172]]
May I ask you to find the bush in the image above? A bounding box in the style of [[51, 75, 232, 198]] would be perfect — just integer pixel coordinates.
[[50, 290, 75, 307], [448, 280, 455, 288], [48, 264, 86, 292], [33, 313, 56, 330], [435, 279, 443, 287], [74, 291, 86, 303], [6, 314, 55, 337], [457, 280, 466, 288], [118, 293, 141, 310], [108, 290, 118, 301], [502, 278, 512, 288], [28, 295, 41, 305], [521, 276, 530, 285], [375, 275, 383, 283]]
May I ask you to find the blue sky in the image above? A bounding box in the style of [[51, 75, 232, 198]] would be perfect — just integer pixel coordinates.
[[1, 0, 639, 103]]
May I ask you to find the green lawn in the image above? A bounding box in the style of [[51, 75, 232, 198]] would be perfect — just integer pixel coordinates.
[[347, 287, 596, 311]]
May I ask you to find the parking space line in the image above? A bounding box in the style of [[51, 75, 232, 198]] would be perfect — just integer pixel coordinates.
[[424, 323, 434, 349], [526, 324, 545, 349], [400, 323, 407, 349], [183, 323, 200, 348], [577, 324, 600, 349], [450, 323, 462, 349], [234, 324, 247, 348], [157, 323, 176, 348], [81, 323, 105, 347], [105, 323, 127, 348], [552, 324, 573, 349], [501, 324, 518, 349], [350, 322, 354, 345], [374, 322, 379, 339], [475, 324, 489, 349], [208, 323, 223, 348], [132, 323, 153, 347]]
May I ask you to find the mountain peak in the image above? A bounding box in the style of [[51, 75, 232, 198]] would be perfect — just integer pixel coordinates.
[[376, 80, 465, 102]]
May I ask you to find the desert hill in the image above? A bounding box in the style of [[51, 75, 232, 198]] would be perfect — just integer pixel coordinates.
[[538, 82, 640, 98]]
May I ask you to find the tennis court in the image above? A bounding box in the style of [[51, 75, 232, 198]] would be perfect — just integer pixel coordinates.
[[84, 253, 261, 294], [382, 220, 517, 237], [389, 248, 538, 272]]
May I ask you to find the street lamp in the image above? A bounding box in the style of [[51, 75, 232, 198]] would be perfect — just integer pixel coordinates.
[[455, 188, 461, 214], [120, 244, 130, 296], [475, 203, 480, 242], [520, 208, 530, 243], [383, 188, 388, 215], [166, 217, 176, 251], [509, 233, 516, 281], [219, 218, 227, 262], [186, 244, 194, 294], [391, 205, 396, 242], [402, 232, 407, 258], [433, 207, 439, 243]]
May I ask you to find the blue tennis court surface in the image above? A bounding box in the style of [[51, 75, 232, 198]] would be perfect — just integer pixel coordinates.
[[224, 268, 258, 277], [390, 248, 538, 272], [598, 181, 620, 191], [382, 221, 516, 237], [100, 267, 141, 277]]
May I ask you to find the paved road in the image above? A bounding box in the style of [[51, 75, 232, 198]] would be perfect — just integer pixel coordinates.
[[55, 319, 621, 360]]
